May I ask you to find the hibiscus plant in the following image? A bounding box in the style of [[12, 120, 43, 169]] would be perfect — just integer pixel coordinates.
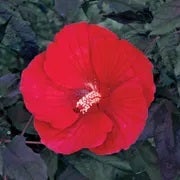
[[0, 0, 179, 180]]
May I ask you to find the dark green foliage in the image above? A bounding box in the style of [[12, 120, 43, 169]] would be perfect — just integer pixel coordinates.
[[57, 166, 88, 180], [41, 149, 58, 180], [7, 102, 37, 135], [0, 0, 179, 179], [66, 150, 132, 180]]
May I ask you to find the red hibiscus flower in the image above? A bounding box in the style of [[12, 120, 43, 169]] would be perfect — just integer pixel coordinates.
[[20, 22, 155, 155]]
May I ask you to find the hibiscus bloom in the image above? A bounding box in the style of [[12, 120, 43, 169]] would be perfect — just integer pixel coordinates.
[[20, 22, 155, 155]]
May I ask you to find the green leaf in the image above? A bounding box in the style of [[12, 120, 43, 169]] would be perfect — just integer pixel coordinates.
[[174, 45, 180, 97], [0, 73, 19, 97], [159, 70, 174, 86], [112, 22, 153, 52], [66, 150, 132, 180], [175, 80, 180, 98], [0, 45, 22, 75], [0, 115, 11, 140], [0, 17, 11, 43], [7, 101, 37, 135], [98, 18, 124, 37], [156, 87, 179, 106], [17, 1, 63, 51], [174, 45, 180, 81], [41, 149, 58, 180], [0, 73, 20, 107], [149, 0, 180, 35], [104, 9, 153, 24], [57, 166, 88, 180], [2, 135, 48, 180], [173, 112, 180, 172], [157, 33, 179, 72], [175, 47, 180, 78], [84, 1, 102, 23], [55, 0, 83, 22], [0, 147, 3, 176], [125, 142, 161, 180], [0, 0, 38, 64], [103, 0, 147, 13]]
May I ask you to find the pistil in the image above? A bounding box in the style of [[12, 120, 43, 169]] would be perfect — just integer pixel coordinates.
[[76, 84, 101, 114]]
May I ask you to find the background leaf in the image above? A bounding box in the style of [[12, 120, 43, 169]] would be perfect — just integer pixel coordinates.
[[0, 147, 3, 176], [57, 166, 88, 180], [0, 73, 20, 107], [0, 17, 11, 43], [148, 0, 180, 35], [2, 135, 47, 180], [124, 142, 161, 180], [7, 101, 36, 135], [55, 0, 83, 22], [0, 0, 180, 179], [0, 0, 38, 65], [156, 33, 179, 72], [0, 115, 11, 140], [41, 149, 58, 180], [66, 150, 133, 180], [138, 104, 157, 141], [153, 101, 177, 180], [174, 47, 180, 97], [102, 0, 147, 13]]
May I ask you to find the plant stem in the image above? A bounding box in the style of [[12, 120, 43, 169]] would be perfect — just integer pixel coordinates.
[[25, 141, 42, 144], [0, 139, 42, 145], [21, 115, 33, 136]]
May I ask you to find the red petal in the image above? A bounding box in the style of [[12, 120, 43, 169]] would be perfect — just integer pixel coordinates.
[[119, 40, 155, 106], [91, 39, 155, 106], [20, 53, 78, 130], [44, 22, 119, 89], [91, 39, 134, 88], [34, 111, 113, 154], [90, 78, 148, 155], [44, 23, 89, 88]]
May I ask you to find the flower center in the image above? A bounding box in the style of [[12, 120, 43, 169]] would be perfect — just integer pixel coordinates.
[[75, 84, 101, 114]]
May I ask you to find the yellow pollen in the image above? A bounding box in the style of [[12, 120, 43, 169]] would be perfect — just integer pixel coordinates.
[[76, 90, 101, 114]]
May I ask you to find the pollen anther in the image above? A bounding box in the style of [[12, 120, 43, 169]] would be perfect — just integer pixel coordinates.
[[76, 90, 101, 114]]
